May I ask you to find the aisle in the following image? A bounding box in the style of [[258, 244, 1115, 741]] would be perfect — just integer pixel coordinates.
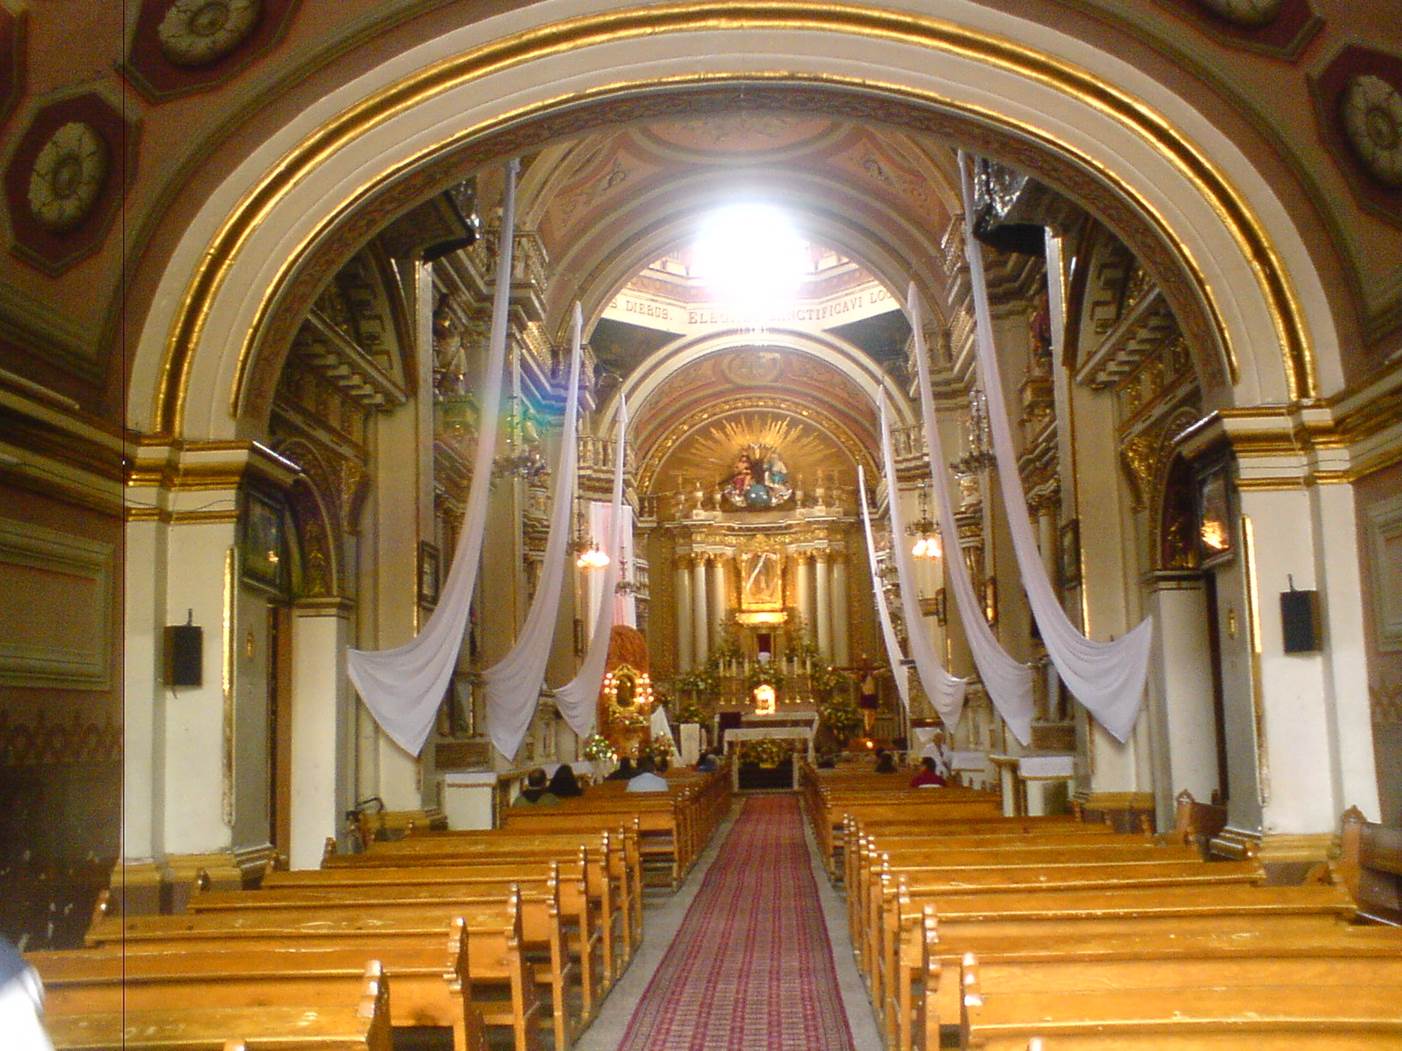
[[615, 795, 858, 1051]]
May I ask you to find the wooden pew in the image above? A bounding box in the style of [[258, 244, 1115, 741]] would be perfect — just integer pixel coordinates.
[[357, 806, 448, 844], [264, 854, 608, 1008], [897, 882, 1358, 1051], [869, 859, 1265, 1035], [1338, 804, 1402, 925], [188, 878, 579, 1050], [85, 893, 542, 1051], [33, 946, 487, 1051], [961, 983, 1402, 1049], [505, 802, 691, 888], [45, 968, 392, 1051], [342, 828, 643, 957]]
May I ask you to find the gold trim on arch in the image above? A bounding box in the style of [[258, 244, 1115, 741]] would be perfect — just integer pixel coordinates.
[[154, 2, 1315, 437]]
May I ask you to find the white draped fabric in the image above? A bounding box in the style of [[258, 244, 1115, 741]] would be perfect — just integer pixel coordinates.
[[585, 499, 636, 629], [857, 467, 911, 715], [483, 304, 585, 760], [346, 159, 520, 756], [878, 402, 967, 730], [958, 155, 1153, 742], [908, 285, 1035, 746], [551, 396, 629, 739]]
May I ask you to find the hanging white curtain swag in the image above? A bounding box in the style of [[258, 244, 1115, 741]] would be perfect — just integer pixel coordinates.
[[347, 158, 521, 757], [484, 302, 586, 761], [906, 283, 1035, 746], [877, 399, 967, 731], [957, 151, 1153, 743]]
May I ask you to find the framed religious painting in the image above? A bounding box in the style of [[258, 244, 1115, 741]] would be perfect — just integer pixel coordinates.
[[1197, 465, 1236, 568], [240, 489, 285, 593], [418, 541, 441, 607], [1058, 519, 1081, 590]]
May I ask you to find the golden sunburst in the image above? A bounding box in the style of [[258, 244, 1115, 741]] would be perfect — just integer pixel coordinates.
[[660, 411, 849, 490]]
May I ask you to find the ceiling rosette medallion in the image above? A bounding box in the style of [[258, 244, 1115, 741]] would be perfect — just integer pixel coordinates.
[[1159, 0, 1321, 58], [123, 0, 298, 102], [3, 91, 138, 276], [1311, 46, 1402, 226]]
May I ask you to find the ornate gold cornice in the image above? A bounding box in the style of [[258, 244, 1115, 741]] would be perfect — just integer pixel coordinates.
[[1176, 361, 1402, 487], [151, 1, 1315, 440]]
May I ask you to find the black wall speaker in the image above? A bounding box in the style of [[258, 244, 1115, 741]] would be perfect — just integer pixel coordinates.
[[1280, 589, 1321, 654], [165, 622, 203, 687]]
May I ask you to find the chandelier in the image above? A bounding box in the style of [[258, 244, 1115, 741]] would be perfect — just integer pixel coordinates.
[[949, 387, 998, 477], [572, 499, 610, 570], [614, 554, 638, 595], [905, 483, 943, 561]]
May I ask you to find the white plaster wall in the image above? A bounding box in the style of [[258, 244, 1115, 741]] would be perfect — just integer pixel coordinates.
[[289, 609, 349, 869], [122, 519, 168, 861], [1148, 580, 1220, 824], [161, 520, 237, 855]]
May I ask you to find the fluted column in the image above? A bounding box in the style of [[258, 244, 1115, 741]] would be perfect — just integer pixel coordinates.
[[795, 552, 813, 643], [675, 555, 693, 670], [692, 554, 710, 665], [815, 550, 833, 661], [832, 553, 850, 667], [709, 554, 728, 641]]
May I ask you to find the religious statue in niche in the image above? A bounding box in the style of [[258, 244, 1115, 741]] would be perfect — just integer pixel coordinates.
[[739, 549, 784, 610], [723, 443, 794, 510]]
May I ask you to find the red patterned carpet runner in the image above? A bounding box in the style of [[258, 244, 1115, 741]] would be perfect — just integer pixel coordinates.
[[617, 795, 857, 1050]]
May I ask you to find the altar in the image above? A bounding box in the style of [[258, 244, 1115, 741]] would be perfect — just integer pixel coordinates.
[[721, 716, 818, 791]]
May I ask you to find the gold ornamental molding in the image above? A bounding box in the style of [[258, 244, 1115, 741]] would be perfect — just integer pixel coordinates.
[[1176, 362, 1402, 488], [151, 2, 1316, 441]]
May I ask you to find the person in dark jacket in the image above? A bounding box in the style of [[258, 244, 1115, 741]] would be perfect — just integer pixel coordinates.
[[549, 764, 584, 797], [605, 757, 636, 781]]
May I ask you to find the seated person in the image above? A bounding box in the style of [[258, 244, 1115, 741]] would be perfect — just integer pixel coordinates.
[[549, 763, 584, 798], [512, 767, 560, 806], [909, 755, 947, 788], [816, 751, 837, 769], [626, 754, 669, 792], [605, 757, 636, 781], [695, 749, 719, 773], [873, 749, 898, 774]]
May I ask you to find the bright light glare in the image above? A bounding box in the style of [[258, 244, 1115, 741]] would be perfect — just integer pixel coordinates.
[[691, 204, 810, 320]]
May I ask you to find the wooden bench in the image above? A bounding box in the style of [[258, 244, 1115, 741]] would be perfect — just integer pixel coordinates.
[[357, 806, 448, 844], [189, 876, 580, 1050], [868, 858, 1266, 1033], [85, 892, 542, 1051], [44, 968, 392, 1051], [504, 802, 692, 888], [344, 828, 643, 955], [264, 854, 610, 1007], [33, 945, 488, 1051], [1338, 805, 1402, 925], [961, 982, 1402, 1049], [898, 882, 1358, 1051]]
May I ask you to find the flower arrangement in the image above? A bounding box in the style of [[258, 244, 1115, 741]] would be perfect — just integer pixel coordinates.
[[612, 708, 649, 731], [819, 697, 863, 744], [674, 666, 719, 698], [647, 736, 675, 764], [582, 733, 616, 762], [738, 738, 801, 767], [674, 697, 706, 725], [809, 662, 846, 700]]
